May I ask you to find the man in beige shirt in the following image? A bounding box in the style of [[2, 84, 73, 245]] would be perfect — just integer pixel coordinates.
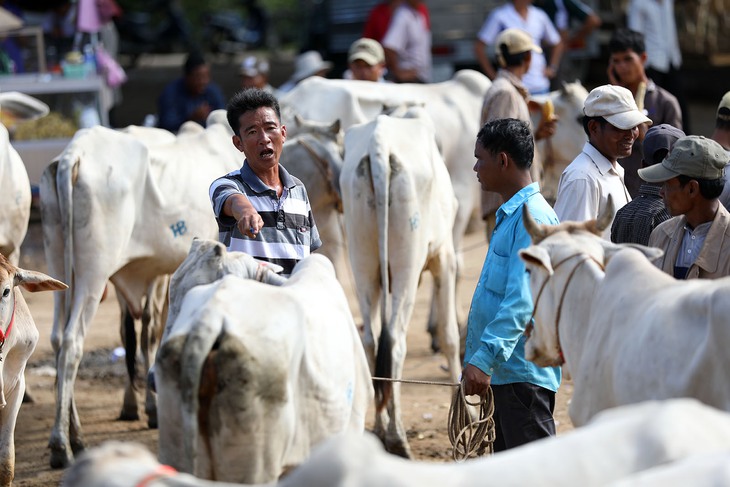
[[641, 136, 730, 280], [479, 28, 556, 240]]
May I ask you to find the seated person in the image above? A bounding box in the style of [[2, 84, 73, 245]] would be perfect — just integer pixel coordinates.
[[157, 51, 226, 133]]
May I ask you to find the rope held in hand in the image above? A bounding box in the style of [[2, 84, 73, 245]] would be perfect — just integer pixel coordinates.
[[370, 377, 496, 461], [448, 382, 495, 462]]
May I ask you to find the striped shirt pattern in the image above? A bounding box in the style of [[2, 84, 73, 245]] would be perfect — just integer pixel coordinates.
[[209, 161, 322, 275], [610, 184, 670, 246]]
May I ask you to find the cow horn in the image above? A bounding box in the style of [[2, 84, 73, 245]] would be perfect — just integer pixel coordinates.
[[522, 205, 549, 243], [595, 195, 615, 232]]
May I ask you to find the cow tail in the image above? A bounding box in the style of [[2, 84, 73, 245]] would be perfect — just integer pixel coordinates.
[[371, 124, 393, 412], [56, 148, 78, 325], [179, 314, 223, 476]]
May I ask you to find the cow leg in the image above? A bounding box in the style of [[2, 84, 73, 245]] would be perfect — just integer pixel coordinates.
[[429, 248, 461, 384], [69, 396, 85, 454], [384, 333, 411, 459], [118, 302, 140, 422], [141, 286, 164, 430], [0, 378, 23, 487], [49, 294, 101, 468]]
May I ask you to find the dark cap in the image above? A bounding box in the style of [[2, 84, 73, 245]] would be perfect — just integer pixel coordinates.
[[638, 135, 728, 183], [642, 124, 686, 166]]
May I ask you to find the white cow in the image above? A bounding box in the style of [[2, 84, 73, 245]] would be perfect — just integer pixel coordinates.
[[40, 117, 242, 468], [0, 253, 67, 487], [518, 199, 730, 426], [340, 110, 460, 458], [531, 81, 589, 204], [279, 117, 346, 276], [62, 399, 730, 487], [280, 71, 490, 270], [0, 92, 49, 266], [156, 240, 372, 482]]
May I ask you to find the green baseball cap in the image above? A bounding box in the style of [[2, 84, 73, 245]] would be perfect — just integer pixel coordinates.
[[638, 135, 728, 183]]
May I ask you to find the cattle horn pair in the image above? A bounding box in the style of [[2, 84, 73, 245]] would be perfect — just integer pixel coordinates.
[[523, 195, 615, 241]]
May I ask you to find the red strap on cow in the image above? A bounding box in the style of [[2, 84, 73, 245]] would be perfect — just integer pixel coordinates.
[[0, 294, 15, 353], [135, 464, 177, 487]]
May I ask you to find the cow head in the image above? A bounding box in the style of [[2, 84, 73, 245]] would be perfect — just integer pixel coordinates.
[[518, 198, 660, 366], [0, 253, 66, 405], [166, 239, 286, 337]]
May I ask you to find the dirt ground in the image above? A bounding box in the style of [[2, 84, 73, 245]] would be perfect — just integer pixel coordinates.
[[11, 221, 573, 486]]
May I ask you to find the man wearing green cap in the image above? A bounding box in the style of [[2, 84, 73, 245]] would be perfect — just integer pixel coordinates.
[[639, 135, 730, 280]]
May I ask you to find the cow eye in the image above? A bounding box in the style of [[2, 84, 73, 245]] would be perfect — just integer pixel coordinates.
[[2, 288, 9, 298]]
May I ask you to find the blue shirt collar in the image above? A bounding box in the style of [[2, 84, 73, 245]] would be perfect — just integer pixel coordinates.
[[497, 182, 541, 219], [240, 160, 296, 194]]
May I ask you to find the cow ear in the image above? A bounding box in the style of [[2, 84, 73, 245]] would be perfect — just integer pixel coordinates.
[[329, 119, 341, 134], [519, 246, 554, 275], [603, 243, 664, 264], [14, 269, 68, 293], [294, 114, 304, 127]]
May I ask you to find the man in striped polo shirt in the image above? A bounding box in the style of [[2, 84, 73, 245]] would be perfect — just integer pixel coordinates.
[[209, 88, 322, 275]]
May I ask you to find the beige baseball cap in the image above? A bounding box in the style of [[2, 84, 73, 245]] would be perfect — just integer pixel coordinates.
[[638, 135, 728, 183], [496, 28, 542, 56], [348, 37, 385, 65], [583, 84, 652, 130]]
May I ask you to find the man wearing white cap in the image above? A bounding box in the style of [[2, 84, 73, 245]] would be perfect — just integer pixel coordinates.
[[479, 28, 557, 240], [347, 37, 387, 82], [641, 136, 730, 280], [278, 50, 333, 93], [553, 84, 651, 239], [239, 55, 277, 96]]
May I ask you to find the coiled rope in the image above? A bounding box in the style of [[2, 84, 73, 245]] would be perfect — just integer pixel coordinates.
[[371, 377, 495, 462], [448, 382, 495, 461]]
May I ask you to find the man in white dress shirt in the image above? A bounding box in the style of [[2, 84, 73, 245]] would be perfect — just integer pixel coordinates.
[[553, 84, 651, 239]]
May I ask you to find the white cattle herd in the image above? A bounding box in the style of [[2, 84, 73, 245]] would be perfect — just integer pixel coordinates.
[[0, 74, 728, 485]]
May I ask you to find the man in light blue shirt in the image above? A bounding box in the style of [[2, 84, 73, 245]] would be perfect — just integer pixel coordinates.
[[464, 118, 561, 451]]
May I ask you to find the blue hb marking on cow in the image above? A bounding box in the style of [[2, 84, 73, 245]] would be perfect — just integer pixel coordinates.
[[409, 212, 420, 231], [346, 381, 354, 406], [170, 221, 187, 237]]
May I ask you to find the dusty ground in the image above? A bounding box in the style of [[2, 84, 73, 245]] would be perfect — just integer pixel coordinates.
[[12, 222, 573, 486]]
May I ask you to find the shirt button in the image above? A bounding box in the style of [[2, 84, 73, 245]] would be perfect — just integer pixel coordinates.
[[688, 249, 692, 254], [691, 235, 696, 240]]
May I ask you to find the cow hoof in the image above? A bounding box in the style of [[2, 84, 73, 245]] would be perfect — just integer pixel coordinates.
[[430, 336, 441, 354], [70, 437, 86, 455], [49, 447, 72, 469], [385, 439, 413, 459], [118, 410, 140, 422]]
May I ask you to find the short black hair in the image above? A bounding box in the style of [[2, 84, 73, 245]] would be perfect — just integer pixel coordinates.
[[226, 88, 281, 135], [476, 118, 533, 170], [608, 28, 645, 55], [582, 115, 608, 137], [498, 44, 531, 67], [676, 175, 725, 200], [184, 51, 207, 75]]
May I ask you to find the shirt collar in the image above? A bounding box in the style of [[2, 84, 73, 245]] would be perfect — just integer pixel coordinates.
[[497, 182, 541, 219], [240, 161, 296, 194], [496, 69, 529, 99], [638, 184, 662, 197], [582, 142, 624, 177]]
